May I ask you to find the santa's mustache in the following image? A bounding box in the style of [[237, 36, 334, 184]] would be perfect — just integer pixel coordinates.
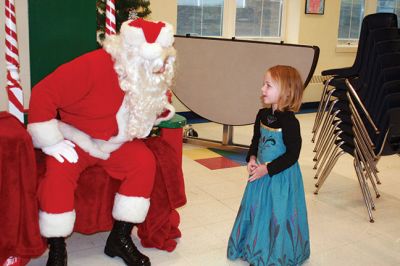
[[119, 59, 174, 139]]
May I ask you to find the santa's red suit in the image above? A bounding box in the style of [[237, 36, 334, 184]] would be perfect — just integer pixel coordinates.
[[27, 19, 176, 238]]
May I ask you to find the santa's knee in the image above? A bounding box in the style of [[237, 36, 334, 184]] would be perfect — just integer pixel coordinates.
[[38, 178, 75, 210], [120, 146, 156, 195], [135, 146, 156, 174]]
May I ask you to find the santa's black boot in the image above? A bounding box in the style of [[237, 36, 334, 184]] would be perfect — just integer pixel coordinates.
[[104, 221, 150, 266], [46, 237, 67, 266]]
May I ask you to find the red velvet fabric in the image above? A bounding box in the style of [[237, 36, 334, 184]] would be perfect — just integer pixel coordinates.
[[160, 128, 184, 167], [0, 111, 186, 261], [0, 256, 30, 266], [137, 138, 186, 252], [0, 113, 46, 262]]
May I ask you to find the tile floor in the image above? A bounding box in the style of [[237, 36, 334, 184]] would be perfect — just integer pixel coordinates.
[[30, 113, 400, 266]]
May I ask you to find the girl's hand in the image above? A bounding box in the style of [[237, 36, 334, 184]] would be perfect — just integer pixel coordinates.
[[248, 164, 268, 182], [247, 156, 258, 174]]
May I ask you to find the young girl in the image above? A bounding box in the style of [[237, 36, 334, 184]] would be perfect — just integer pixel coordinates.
[[227, 65, 310, 265]]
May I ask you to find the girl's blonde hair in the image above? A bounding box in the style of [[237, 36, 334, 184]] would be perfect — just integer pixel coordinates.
[[267, 65, 304, 112]]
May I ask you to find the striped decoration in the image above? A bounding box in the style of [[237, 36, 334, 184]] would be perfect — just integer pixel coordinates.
[[4, 0, 24, 123], [105, 0, 116, 35]]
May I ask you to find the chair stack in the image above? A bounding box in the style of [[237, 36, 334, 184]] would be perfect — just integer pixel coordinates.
[[311, 13, 400, 222]]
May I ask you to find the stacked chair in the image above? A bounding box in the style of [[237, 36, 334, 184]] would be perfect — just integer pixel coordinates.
[[311, 13, 400, 222]]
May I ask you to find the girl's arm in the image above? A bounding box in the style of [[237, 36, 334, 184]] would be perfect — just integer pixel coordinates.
[[246, 109, 263, 162], [267, 112, 301, 177]]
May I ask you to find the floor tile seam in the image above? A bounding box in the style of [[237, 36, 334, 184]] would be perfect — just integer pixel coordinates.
[[216, 198, 242, 212]]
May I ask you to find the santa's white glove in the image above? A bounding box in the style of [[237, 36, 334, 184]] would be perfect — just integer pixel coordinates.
[[42, 140, 79, 164]]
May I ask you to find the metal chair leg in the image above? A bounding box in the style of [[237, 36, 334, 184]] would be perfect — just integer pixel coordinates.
[[314, 149, 346, 194], [356, 143, 380, 199], [345, 79, 380, 134], [314, 120, 341, 163], [312, 77, 335, 134], [312, 90, 337, 143], [314, 141, 343, 183], [354, 153, 375, 223], [313, 107, 339, 153], [314, 130, 342, 171]]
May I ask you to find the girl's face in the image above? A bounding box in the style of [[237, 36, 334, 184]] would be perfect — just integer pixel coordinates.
[[261, 71, 280, 108]]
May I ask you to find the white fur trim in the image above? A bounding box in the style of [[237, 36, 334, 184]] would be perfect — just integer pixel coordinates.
[[154, 103, 175, 125], [58, 121, 110, 160], [55, 99, 131, 157], [112, 193, 150, 223], [120, 20, 174, 48], [56, 99, 132, 156], [94, 99, 130, 153], [27, 119, 64, 148], [114, 98, 129, 142], [140, 43, 163, 60], [156, 23, 174, 48], [120, 21, 147, 47], [39, 210, 76, 237]]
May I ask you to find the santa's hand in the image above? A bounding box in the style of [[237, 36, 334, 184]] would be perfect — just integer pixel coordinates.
[[42, 140, 79, 163]]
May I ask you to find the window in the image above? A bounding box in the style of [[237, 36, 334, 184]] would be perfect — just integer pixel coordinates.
[[376, 0, 400, 26], [235, 0, 283, 38], [177, 0, 224, 36], [338, 0, 365, 44], [177, 0, 284, 40]]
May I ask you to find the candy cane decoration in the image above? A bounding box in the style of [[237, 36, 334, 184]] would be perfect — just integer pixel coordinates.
[[5, 0, 24, 123], [106, 0, 116, 35]]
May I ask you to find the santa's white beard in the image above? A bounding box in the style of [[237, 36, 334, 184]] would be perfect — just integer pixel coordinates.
[[103, 37, 175, 139]]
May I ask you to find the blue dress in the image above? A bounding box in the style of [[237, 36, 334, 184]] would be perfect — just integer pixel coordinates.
[[227, 122, 310, 266]]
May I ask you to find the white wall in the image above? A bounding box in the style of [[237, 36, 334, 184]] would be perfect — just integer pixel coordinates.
[[149, 0, 177, 28], [0, 0, 30, 112], [2, 1, 377, 111], [285, 0, 301, 44]]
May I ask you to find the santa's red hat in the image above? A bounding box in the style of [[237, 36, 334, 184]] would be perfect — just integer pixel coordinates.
[[120, 18, 175, 60]]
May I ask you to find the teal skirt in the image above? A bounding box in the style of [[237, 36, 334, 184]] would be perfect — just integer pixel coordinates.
[[227, 162, 310, 266]]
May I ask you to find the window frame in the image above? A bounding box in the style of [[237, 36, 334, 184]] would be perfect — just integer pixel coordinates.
[[177, 0, 287, 42], [376, 0, 400, 24], [337, 0, 366, 46], [336, 0, 379, 48]]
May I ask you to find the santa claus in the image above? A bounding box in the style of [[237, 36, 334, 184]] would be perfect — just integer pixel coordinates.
[[27, 18, 176, 266]]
